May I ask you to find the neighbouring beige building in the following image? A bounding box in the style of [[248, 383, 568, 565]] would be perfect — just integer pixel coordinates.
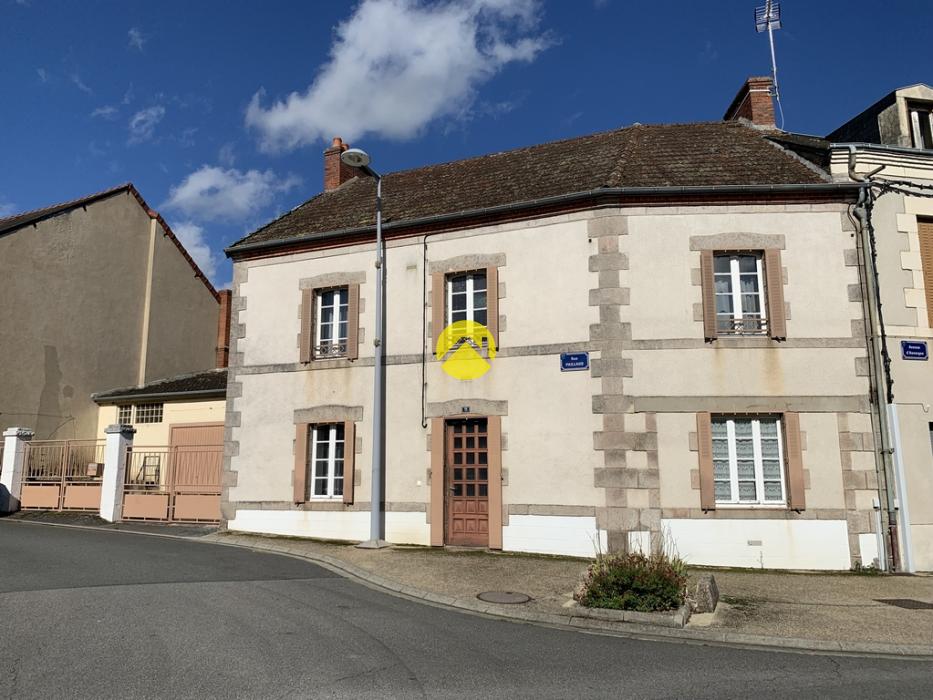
[[219, 78, 893, 571], [0, 184, 221, 440], [825, 83, 933, 571]]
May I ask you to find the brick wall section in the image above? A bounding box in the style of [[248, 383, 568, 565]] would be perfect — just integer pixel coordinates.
[[323, 137, 359, 192], [588, 214, 661, 552], [723, 76, 775, 128], [215, 289, 232, 368]]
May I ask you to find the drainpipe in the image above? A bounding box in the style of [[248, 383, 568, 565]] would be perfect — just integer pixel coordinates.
[[847, 146, 900, 570]]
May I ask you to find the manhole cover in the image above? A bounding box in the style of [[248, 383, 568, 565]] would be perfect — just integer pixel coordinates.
[[477, 591, 531, 604], [876, 598, 933, 610]]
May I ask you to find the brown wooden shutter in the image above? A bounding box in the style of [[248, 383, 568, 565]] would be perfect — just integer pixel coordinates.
[[783, 412, 806, 511], [700, 251, 718, 341], [431, 272, 445, 350], [485, 266, 499, 350], [294, 424, 309, 504], [487, 415, 503, 550], [919, 220, 933, 328], [346, 284, 360, 360], [299, 288, 313, 363], [343, 420, 355, 504], [696, 411, 716, 511], [764, 249, 787, 340]]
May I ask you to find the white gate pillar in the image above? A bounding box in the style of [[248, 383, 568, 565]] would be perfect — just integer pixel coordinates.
[[1, 428, 34, 513], [100, 424, 135, 523]]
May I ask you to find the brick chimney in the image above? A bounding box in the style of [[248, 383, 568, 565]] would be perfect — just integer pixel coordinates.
[[723, 76, 775, 127], [323, 137, 358, 191], [215, 289, 232, 368]]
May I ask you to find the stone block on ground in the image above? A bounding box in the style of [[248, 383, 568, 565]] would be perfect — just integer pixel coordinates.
[[693, 573, 719, 613]]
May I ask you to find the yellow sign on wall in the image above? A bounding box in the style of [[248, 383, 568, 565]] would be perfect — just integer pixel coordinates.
[[435, 320, 496, 380]]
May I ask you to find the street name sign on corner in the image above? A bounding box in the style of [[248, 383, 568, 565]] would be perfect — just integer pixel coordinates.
[[560, 352, 590, 372], [901, 340, 928, 361]]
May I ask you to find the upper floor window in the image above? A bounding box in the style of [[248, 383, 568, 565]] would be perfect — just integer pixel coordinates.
[[315, 287, 349, 358], [447, 271, 487, 327], [712, 416, 785, 505], [714, 253, 767, 335], [308, 423, 345, 499], [118, 405, 133, 424], [134, 403, 163, 424], [909, 103, 933, 150]]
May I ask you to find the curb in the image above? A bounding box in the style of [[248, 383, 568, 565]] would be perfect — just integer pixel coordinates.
[[202, 532, 933, 660], [6, 519, 933, 659]]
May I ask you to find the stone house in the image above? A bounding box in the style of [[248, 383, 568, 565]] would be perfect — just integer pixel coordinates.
[[221, 78, 880, 569]]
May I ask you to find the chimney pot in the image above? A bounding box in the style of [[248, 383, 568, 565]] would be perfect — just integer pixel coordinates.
[[723, 76, 776, 128]]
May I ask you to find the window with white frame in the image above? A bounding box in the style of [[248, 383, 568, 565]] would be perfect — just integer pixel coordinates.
[[447, 271, 487, 327], [909, 103, 933, 150], [118, 405, 133, 424], [712, 416, 786, 505], [315, 287, 349, 358], [714, 253, 767, 334], [134, 403, 163, 424], [308, 423, 345, 498]]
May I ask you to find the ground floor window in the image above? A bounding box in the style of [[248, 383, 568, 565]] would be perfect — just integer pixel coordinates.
[[712, 416, 785, 505], [308, 423, 344, 498]]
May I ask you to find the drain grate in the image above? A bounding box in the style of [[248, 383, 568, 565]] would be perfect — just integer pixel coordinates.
[[477, 591, 531, 604], [875, 598, 933, 610]]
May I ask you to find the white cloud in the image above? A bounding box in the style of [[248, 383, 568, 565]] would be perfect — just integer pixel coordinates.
[[163, 165, 301, 222], [36, 68, 48, 83], [128, 27, 146, 51], [91, 105, 119, 120], [128, 105, 165, 143], [218, 142, 236, 167], [0, 200, 17, 218], [172, 221, 219, 281], [70, 73, 93, 95], [245, 0, 551, 152]]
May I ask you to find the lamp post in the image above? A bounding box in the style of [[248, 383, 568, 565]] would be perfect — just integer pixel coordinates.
[[341, 147, 389, 548]]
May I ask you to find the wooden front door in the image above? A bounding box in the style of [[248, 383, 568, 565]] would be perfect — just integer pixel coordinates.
[[445, 418, 489, 546]]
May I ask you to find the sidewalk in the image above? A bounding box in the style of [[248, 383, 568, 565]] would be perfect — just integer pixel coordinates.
[[206, 531, 933, 656], [7, 512, 933, 657]]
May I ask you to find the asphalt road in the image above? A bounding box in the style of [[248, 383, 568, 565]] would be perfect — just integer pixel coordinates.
[[0, 521, 930, 699]]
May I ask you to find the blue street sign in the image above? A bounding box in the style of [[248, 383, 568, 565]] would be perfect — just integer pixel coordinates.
[[560, 352, 590, 372], [901, 340, 928, 361]]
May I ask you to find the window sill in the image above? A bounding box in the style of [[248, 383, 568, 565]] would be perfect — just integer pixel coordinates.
[[714, 503, 787, 509], [708, 336, 781, 348]]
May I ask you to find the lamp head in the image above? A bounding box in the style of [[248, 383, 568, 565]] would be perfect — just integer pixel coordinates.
[[340, 148, 371, 168]]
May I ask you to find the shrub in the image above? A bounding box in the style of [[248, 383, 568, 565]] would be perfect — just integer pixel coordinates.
[[576, 550, 687, 613]]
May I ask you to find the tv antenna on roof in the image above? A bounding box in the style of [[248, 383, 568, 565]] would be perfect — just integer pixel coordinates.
[[755, 1, 784, 128]]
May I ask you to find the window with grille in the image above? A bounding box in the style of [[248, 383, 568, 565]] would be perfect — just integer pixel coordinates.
[[909, 103, 933, 150], [134, 403, 163, 424], [308, 423, 345, 498], [447, 271, 487, 327], [711, 416, 786, 505], [714, 253, 768, 335], [314, 287, 349, 358], [118, 405, 133, 424]]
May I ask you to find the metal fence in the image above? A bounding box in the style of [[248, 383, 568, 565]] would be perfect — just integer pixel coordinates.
[[123, 445, 222, 522], [20, 440, 106, 511]]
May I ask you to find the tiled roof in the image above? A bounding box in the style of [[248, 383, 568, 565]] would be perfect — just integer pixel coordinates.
[[229, 121, 833, 252], [92, 368, 228, 403]]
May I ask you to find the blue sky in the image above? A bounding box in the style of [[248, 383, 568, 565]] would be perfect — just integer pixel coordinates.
[[3, 0, 931, 287]]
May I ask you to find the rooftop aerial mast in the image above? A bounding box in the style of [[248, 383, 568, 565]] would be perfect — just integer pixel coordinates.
[[755, 1, 784, 128]]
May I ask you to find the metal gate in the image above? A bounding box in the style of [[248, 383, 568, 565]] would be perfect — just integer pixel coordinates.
[[122, 444, 222, 523], [20, 440, 106, 511]]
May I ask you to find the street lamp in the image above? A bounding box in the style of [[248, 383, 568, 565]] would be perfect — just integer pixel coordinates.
[[341, 147, 389, 549]]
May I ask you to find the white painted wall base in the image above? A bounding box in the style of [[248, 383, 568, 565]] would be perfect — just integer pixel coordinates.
[[228, 509, 430, 545], [628, 530, 651, 554], [663, 518, 851, 570], [502, 515, 606, 558], [858, 533, 880, 568]]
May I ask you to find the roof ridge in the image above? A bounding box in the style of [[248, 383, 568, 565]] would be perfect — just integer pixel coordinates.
[[0, 183, 132, 231]]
